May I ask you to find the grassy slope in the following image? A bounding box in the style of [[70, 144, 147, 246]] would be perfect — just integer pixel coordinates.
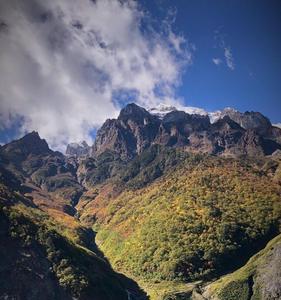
[[203, 234, 281, 300]]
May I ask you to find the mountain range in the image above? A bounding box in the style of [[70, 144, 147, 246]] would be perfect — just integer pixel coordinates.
[[68, 103, 281, 159], [0, 103, 281, 300]]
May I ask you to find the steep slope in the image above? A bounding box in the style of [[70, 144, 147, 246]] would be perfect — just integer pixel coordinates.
[[0, 183, 147, 300], [202, 234, 281, 300], [0, 128, 149, 299], [0, 131, 83, 214], [92, 103, 160, 160], [207, 108, 272, 133]]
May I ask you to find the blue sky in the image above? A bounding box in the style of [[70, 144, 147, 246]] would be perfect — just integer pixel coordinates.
[[0, 0, 280, 149], [141, 0, 281, 123]]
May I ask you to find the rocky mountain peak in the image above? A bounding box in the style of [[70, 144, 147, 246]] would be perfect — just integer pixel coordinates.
[[1, 131, 50, 158], [66, 141, 90, 157], [215, 109, 272, 134], [91, 103, 161, 159], [118, 103, 154, 125], [90, 103, 281, 159], [212, 115, 244, 131], [162, 110, 189, 123]]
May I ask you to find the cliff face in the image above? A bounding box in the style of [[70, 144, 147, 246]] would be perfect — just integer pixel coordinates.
[[91, 103, 281, 160], [66, 141, 90, 157], [92, 103, 160, 159]]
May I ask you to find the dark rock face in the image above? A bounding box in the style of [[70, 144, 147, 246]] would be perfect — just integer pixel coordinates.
[[1, 104, 280, 197], [156, 111, 211, 147], [92, 103, 160, 160], [221, 109, 272, 134], [0, 132, 83, 213], [1, 131, 51, 162], [207, 117, 265, 156], [91, 103, 281, 159], [92, 118, 137, 160], [269, 126, 281, 145]]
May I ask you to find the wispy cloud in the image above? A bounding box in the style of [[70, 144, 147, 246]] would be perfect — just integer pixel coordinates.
[[212, 58, 222, 66], [213, 30, 235, 71], [0, 0, 193, 150], [224, 46, 235, 70]]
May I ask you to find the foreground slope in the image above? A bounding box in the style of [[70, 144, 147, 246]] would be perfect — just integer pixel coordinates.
[[202, 234, 281, 300], [0, 183, 147, 299]]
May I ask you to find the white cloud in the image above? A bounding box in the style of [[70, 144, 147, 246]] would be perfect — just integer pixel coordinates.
[[224, 46, 235, 70], [274, 123, 281, 129], [212, 58, 222, 66], [0, 0, 193, 151]]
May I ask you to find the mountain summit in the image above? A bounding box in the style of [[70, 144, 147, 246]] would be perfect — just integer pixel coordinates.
[[88, 103, 281, 159], [66, 141, 90, 157], [1, 131, 51, 160]]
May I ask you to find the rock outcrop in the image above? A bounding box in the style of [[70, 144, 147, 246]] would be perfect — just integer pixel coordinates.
[[0, 132, 83, 214], [202, 234, 281, 300], [66, 141, 90, 157], [92, 103, 160, 159]]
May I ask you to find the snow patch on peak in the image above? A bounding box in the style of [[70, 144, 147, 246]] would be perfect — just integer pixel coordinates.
[[179, 105, 208, 116], [148, 103, 209, 119], [209, 107, 239, 123], [148, 103, 237, 123], [148, 104, 177, 118]]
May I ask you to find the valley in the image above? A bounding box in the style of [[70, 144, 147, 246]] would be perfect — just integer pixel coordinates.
[[0, 103, 281, 299]]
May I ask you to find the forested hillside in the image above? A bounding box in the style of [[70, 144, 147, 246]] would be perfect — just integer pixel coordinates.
[[0, 103, 280, 299]]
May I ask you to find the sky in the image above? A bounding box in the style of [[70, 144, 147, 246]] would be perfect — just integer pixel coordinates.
[[0, 0, 280, 150]]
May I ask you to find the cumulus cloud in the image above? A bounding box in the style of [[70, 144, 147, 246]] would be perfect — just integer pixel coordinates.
[[0, 0, 192, 150]]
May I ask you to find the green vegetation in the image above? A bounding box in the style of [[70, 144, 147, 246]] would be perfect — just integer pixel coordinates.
[[0, 183, 145, 300], [204, 234, 281, 300], [93, 154, 281, 288], [118, 145, 188, 189], [81, 145, 189, 189], [1, 134, 281, 299], [217, 280, 250, 300]]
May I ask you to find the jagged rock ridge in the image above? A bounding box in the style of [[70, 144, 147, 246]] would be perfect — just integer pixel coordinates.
[[90, 103, 281, 159]]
